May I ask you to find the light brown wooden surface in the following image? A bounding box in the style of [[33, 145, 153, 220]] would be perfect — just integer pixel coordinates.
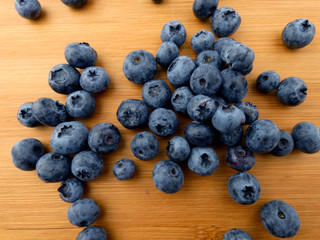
[[1, 0, 320, 239]]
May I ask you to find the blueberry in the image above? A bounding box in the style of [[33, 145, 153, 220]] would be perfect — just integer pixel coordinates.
[[123, 49, 157, 84], [191, 30, 215, 53], [270, 130, 294, 157], [67, 198, 100, 227], [276, 77, 307, 106], [48, 64, 81, 94], [76, 226, 107, 240], [235, 101, 259, 125], [212, 95, 226, 106], [152, 0, 162, 3], [194, 50, 222, 69], [213, 37, 236, 55], [116, 99, 149, 129], [260, 200, 300, 238], [291, 121, 320, 153], [245, 119, 280, 153], [50, 121, 89, 155], [219, 69, 248, 103], [156, 42, 179, 68], [210, 7, 241, 37], [219, 127, 243, 147], [71, 151, 103, 181], [88, 122, 121, 154], [211, 105, 246, 133], [32, 98, 68, 127], [184, 121, 217, 147], [167, 56, 196, 87], [65, 42, 97, 69], [148, 108, 178, 137], [227, 172, 261, 204], [256, 71, 281, 93], [58, 178, 84, 203], [61, 0, 87, 8], [188, 147, 219, 176], [190, 64, 222, 97], [113, 158, 135, 180], [222, 228, 253, 240], [152, 160, 184, 194], [80, 66, 110, 93], [36, 153, 71, 183], [187, 95, 218, 122], [192, 0, 219, 20], [142, 79, 171, 109], [17, 102, 39, 127], [130, 131, 159, 160], [160, 20, 187, 47], [171, 86, 195, 115], [15, 0, 41, 20], [226, 145, 255, 172], [11, 138, 44, 171], [65, 90, 96, 119], [166, 136, 191, 162], [282, 18, 316, 49]]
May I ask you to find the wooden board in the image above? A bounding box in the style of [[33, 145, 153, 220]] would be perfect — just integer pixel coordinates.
[[1, 0, 320, 239]]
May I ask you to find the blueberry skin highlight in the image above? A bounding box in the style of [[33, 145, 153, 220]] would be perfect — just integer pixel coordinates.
[[235, 101, 259, 125], [130, 131, 159, 160], [148, 108, 178, 137], [187, 95, 218, 122], [11, 138, 44, 171], [270, 130, 294, 157], [166, 136, 191, 162], [153, 160, 184, 194], [167, 56, 196, 87], [50, 121, 89, 155], [15, 0, 41, 20], [17, 102, 39, 127], [188, 147, 219, 176], [65, 42, 97, 69], [67, 198, 100, 227], [58, 178, 84, 203], [213, 37, 236, 55], [36, 153, 71, 183], [260, 200, 300, 238], [72, 151, 103, 182], [276, 77, 307, 106], [191, 30, 215, 53], [142, 79, 171, 109], [256, 71, 281, 93], [171, 86, 195, 115], [219, 127, 243, 147], [194, 50, 222, 69], [66, 90, 96, 119], [76, 226, 107, 240], [192, 0, 219, 20], [61, 0, 87, 8], [210, 7, 241, 37], [291, 121, 320, 154], [227, 172, 261, 205], [88, 122, 121, 154], [282, 18, 316, 49], [113, 158, 135, 180], [161, 20, 187, 47], [156, 42, 179, 68], [116, 99, 149, 129], [184, 121, 217, 147], [80, 66, 110, 93], [223, 228, 253, 240], [48, 64, 81, 94], [226, 145, 255, 172]]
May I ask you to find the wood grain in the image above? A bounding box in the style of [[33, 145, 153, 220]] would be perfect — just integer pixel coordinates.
[[1, 0, 320, 239]]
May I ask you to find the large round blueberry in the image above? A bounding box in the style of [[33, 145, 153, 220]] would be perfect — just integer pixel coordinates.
[[67, 198, 100, 227], [222, 228, 253, 240], [256, 71, 281, 93], [61, 0, 87, 8], [210, 7, 241, 37], [227, 172, 261, 205], [66, 90, 96, 119], [188, 147, 219, 176], [156, 42, 179, 68], [235, 101, 259, 125], [58, 178, 84, 203], [50, 121, 89, 155], [167, 56, 196, 87], [130, 131, 159, 160], [88, 122, 121, 154], [80, 66, 110, 93], [219, 127, 244, 147], [153, 160, 184, 194], [171, 86, 195, 115], [270, 130, 294, 157], [36, 153, 71, 183], [184, 121, 217, 147], [148, 108, 178, 137], [260, 200, 300, 238], [76, 226, 107, 240], [213, 37, 236, 55], [160, 20, 187, 47], [17, 102, 39, 127], [117, 99, 149, 129], [192, 0, 219, 20], [191, 30, 215, 53], [276, 77, 307, 106], [282, 18, 316, 49], [187, 95, 218, 122], [11, 138, 44, 171], [194, 50, 222, 69], [142, 79, 171, 109], [48, 64, 81, 94], [113, 158, 135, 180], [65, 42, 97, 69], [226, 145, 255, 172], [245, 119, 280, 153], [291, 121, 320, 153], [15, 0, 41, 20], [71, 151, 103, 182], [166, 136, 191, 162]]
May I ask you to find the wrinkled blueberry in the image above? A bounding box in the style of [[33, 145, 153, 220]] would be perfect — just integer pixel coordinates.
[[76, 226, 107, 240], [148, 108, 178, 137], [166, 136, 191, 162], [235, 101, 259, 125], [142, 79, 171, 109], [113, 158, 135, 180], [61, 0, 87, 8], [80, 66, 110, 94], [270, 130, 294, 157], [291, 121, 320, 153], [184, 121, 217, 147], [213, 37, 236, 55], [15, 0, 41, 20], [276, 77, 307, 106], [226, 145, 255, 172], [156, 42, 179, 68], [222, 228, 253, 240], [187, 95, 218, 122], [17, 102, 39, 127], [58, 178, 84, 203], [256, 71, 281, 93], [194, 50, 222, 69], [219, 127, 243, 147], [191, 30, 215, 53], [161, 20, 187, 47], [192, 0, 219, 20], [171, 86, 195, 115], [66, 90, 96, 119], [167, 56, 196, 87], [130, 131, 159, 160], [65, 42, 97, 69], [210, 7, 241, 37], [188, 147, 219, 176]]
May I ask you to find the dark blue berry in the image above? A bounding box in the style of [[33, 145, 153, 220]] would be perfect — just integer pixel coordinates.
[[113, 158, 135, 180], [65, 42, 97, 69], [235, 101, 259, 125], [191, 30, 215, 53], [156, 42, 179, 68], [65, 90, 96, 119], [148, 108, 178, 137], [166, 136, 191, 162], [58, 178, 84, 203], [76, 226, 107, 240], [219, 127, 243, 147], [142, 79, 171, 109], [15, 0, 41, 20], [184, 121, 217, 147], [226, 145, 255, 172], [17, 102, 39, 127], [167, 56, 196, 87], [188, 147, 219, 176], [192, 0, 219, 20], [171, 86, 194, 115], [61, 0, 87, 8], [130, 131, 159, 160], [161, 20, 187, 47], [210, 7, 241, 37], [213, 37, 236, 55], [270, 130, 294, 157], [194, 50, 222, 69], [291, 121, 320, 153], [80, 66, 110, 93], [223, 228, 253, 240], [276, 77, 307, 106], [187, 95, 218, 122], [256, 71, 281, 93]]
